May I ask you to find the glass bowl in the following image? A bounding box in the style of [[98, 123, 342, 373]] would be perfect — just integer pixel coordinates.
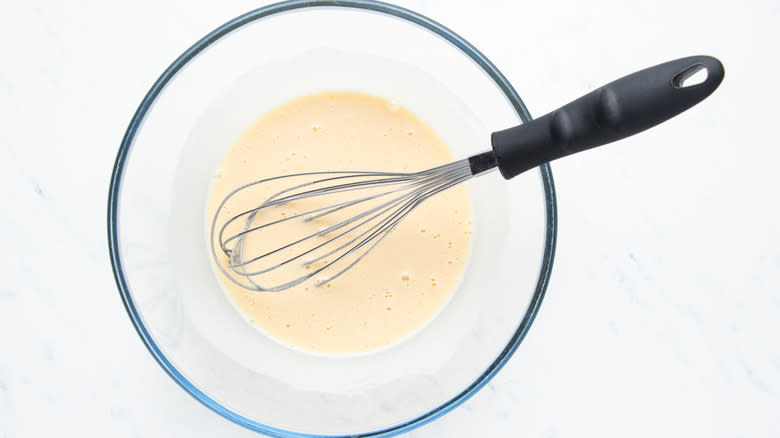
[[108, 0, 557, 436]]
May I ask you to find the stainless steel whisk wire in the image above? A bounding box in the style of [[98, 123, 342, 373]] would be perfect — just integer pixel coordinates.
[[210, 157, 482, 292]]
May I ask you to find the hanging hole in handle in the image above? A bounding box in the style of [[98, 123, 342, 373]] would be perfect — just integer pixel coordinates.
[[673, 64, 708, 88]]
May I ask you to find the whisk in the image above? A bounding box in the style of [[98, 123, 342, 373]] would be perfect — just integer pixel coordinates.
[[211, 55, 723, 291]]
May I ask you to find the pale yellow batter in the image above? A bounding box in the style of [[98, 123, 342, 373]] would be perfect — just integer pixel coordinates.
[[207, 91, 472, 354]]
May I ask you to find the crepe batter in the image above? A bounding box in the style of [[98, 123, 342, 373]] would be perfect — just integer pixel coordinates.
[[207, 91, 472, 354]]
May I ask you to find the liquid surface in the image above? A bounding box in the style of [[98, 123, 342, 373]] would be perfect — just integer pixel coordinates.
[[207, 91, 472, 354]]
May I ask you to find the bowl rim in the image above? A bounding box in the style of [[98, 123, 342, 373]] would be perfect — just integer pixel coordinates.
[[107, 0, 558, 436]]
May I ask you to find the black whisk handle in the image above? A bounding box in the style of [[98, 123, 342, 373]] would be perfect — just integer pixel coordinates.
[[491, 55, 724, 179]]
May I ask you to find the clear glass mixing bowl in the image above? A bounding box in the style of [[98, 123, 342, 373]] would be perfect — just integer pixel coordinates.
[[108, 1, 557, 436]]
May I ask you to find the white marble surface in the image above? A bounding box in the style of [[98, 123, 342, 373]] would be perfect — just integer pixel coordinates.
[[1, 0, 779, 436]]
